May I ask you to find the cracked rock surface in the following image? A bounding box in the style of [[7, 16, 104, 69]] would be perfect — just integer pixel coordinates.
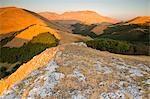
[[0, 43, 150, 99]]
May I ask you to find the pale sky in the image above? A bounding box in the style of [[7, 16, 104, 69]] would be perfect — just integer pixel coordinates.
[[0, 0, 149, 20]]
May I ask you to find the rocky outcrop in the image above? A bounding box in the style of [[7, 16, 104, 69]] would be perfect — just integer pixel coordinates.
[[0, 43, 150, 98]]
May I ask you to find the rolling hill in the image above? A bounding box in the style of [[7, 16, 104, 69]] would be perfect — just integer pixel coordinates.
[[0, 7, 46, 35]]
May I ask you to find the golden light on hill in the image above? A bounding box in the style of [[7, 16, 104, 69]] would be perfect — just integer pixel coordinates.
[[127, 16, 150, 24], [39, 11, 119, 24], [0, 7, 47, 35]]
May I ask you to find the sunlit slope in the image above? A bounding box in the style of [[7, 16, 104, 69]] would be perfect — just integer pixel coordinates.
[[4, 25, 60, 47], [0, 7, 47, 35], [126, 16, 150, 24]]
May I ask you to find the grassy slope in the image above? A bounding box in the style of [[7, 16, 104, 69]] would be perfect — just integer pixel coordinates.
[[0, 7, 46, 35]]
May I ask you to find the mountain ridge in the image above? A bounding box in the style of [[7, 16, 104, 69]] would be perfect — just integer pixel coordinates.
[[39, 11, 119, 24]]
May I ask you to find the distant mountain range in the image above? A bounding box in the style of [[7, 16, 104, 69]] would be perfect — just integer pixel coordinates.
[[39, 11, 119, 24]]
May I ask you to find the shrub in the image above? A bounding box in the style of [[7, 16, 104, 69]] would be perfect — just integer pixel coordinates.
[[86, 38, 131, 54], [86, 38, 150, 55]]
